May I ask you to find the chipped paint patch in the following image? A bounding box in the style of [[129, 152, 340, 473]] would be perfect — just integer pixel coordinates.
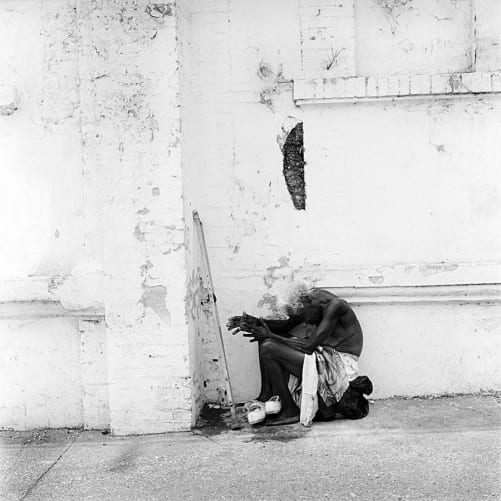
[[48, 275, 68, 294], [369, 275, 385, 285], [139, 284, 171, 324], [133, 224, 146, 242], [257, 60, 274, 81], [419, 263, 459, 277], [264, 256, 291, 288], [140, 260, 153, 277], [145, 3, 174, 19], [257, 293, 280, 315]]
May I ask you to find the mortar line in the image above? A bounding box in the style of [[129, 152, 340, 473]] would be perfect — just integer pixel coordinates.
[[20, 430, 82, 501]]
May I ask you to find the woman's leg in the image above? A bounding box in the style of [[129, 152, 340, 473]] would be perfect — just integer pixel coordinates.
[[259, 339, 305, 420], [256, 341, 274, 401]]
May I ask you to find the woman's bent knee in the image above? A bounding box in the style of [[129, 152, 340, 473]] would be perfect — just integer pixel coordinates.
[[259, 338, 279, 359]]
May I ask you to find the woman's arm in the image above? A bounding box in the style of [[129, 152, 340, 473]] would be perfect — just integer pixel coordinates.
[[227, 312, 303, 337], [301, 299, 347, 352], [262, 314, 304, 336], [243, 299, 348, 354]]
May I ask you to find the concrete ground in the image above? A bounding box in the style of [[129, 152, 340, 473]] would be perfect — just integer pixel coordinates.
[[1, 395, 500, 501]]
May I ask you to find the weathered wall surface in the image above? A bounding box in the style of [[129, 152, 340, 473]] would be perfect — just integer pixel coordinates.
[[1, 1, 193, 433], [0, 0, 92, 431], [183, 0, 306, 402], [77, 0, 192, 435], [0, 1, 84, 279], [0, 316, 83, 429], [186, 0, 501, 402], [1, 0, 500, 430], [354, 300, 501, 397], [178, 0, 207, 423]]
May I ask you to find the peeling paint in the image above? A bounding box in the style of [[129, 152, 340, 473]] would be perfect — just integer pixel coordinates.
[[257, 60, 274, 80], [162, 243, 185, 255], [376, 0, 413, 35], [145, 3, 174, 19], [264, 256, 290, 288], [369, 275, 385, 285], [257, 292, 280, 315], [0, 102, 17, 115], [133, 224, 146, 241], [48, 275, 68, 294], [419, 263, 459, 277], [139, 284, 171, 324], [259, 87, 277, 111], [137, 208, 150, 215], [140, 260, 153, 277], [449, 73, 463, 92]]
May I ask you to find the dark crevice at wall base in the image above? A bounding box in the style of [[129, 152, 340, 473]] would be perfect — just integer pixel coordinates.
[[283, 122, 306, 210]]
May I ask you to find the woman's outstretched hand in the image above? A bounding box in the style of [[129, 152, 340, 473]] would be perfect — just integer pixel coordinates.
[[226, 315, 242, 332], [226, 311, 261, 335], [242, 318, 273, 343]]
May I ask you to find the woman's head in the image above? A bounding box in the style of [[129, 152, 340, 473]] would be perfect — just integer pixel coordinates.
[[297, 288, 334, 324]]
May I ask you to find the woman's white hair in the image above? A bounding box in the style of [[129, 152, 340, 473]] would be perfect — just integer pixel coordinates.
[[282, 282, 334, 310]]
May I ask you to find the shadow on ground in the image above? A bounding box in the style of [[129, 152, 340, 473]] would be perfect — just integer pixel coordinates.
[[194, 402, 309, 442]]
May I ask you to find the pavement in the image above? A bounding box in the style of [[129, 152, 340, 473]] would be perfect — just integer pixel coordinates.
[[1, 394, 500, 501]]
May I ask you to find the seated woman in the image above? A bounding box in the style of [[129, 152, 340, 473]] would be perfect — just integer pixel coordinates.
[[227, 288, 371, 425]]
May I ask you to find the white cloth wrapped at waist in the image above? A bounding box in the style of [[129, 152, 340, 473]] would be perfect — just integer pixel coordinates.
[[289, 347, 359, 426]]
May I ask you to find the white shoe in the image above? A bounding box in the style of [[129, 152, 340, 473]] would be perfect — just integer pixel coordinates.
[[247, 402, 266, 425], [265, 396, 281, 415]]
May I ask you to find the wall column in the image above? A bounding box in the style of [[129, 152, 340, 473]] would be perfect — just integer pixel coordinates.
[[77, 0, 192, 434]]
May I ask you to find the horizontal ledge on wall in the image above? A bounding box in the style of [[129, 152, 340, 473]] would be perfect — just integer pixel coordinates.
[[294, 71, 501, 105], [323, 283, 501, 305], [0, 301, 104, 320]]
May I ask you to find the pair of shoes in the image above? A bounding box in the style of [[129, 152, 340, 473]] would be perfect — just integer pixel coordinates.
[[264, 395, 281, 415], [247, 402, 266, 425], [247, 396, 282, 425], [244, 400, 261, 412]]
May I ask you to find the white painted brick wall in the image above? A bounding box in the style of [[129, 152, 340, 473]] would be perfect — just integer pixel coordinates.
[[1, 0, 195, 434], [474, 0, 501, 72], [183, 0, 501, 404], [2, 0, 501, 430], [75, 0, 192, 435], [354, 0, 475, 76], [78, 319, 110, 430], [299, 0, 356, 76]]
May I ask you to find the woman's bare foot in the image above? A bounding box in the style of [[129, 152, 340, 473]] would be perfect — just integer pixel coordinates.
[[265, 407, 300, 426], [265, 414, 300, 426]]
